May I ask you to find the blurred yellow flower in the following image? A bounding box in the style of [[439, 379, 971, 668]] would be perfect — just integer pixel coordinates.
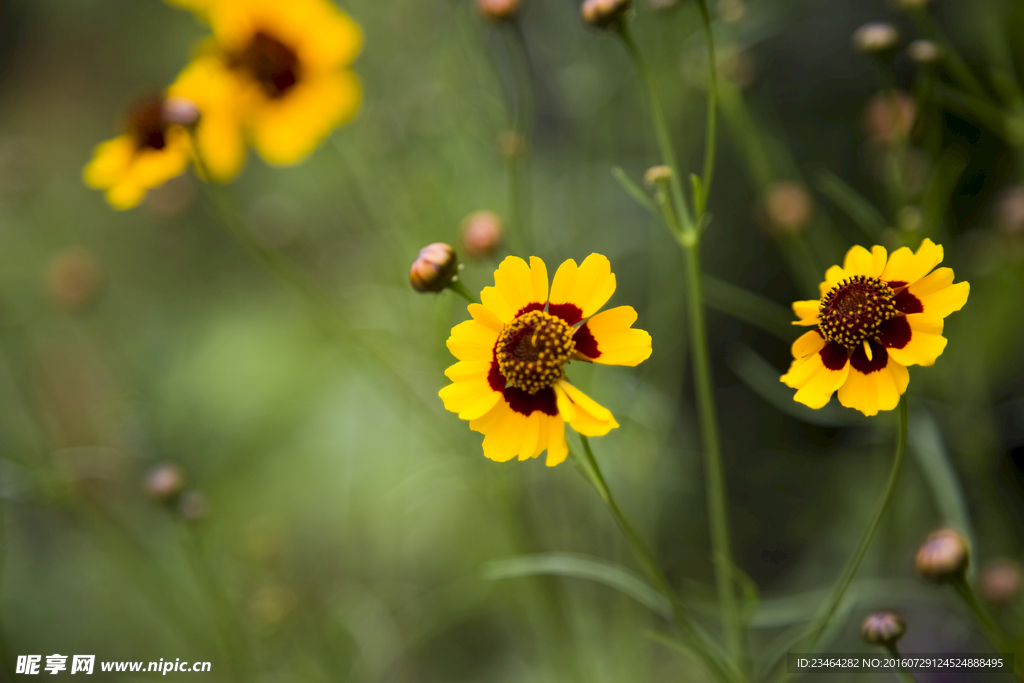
[[169, 0, 362, 181], [440, 255, 652, 466], [83, 97, 192, 210], [781, 239, 969, 416]]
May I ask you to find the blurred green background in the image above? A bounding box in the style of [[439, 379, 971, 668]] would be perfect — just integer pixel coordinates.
[[1, 0, 1023, 680]]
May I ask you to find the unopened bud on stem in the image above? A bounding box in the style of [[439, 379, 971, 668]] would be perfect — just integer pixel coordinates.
[[476, 0, 521, 21], [410, 243, 459, 293], [144, 462, 186, 504], [853, 23, 900, 53], [461, 211, 503, 258], [915, 528, 970, 583], [862, 611, 906, 647], [581, 0, 631, 28], [162, 97, 201, 128]]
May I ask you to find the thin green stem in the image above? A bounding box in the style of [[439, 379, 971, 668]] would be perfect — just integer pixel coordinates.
[[617, 23, 694, 233], [909, 9, 988, 100], [696, 0, 718, 216], [573, 437, 739, 683], [681, 238, 743, 665], [805, 398, 909, 649], [952, 578, 1011, 652], [884, 644, 917, 683], [447, 278, 480, 304]]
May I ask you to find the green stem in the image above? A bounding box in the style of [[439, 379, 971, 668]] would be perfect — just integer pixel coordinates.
[[680, 237, 743, 665], [909, 9, 989, 100], [573, 437, 739, 683], [447, 278, 480, 304], [696, 0, 718, 216], [616, 23, 694, 233], [952, 578, 1012, 653], [805, 398, 909, 649], [884, 644, 917, 683]]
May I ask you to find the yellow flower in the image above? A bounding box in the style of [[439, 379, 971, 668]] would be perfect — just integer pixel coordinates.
[[781, 239, 969, 416], [83, 97, 192, 210], [168, 0, 362, 181], [440, 254, 653, 466]]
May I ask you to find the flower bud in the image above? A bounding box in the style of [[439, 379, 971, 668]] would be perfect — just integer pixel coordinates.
[[144, 462, 186, 504], [461, 211, 503, 258], [410, 243, 458, 293], [853, 23, 900, 53], [908, 40, 940, 64], [861, 611, 906, 647], [644, 165, 673, 185], [162, 96, 201, 128], [863, 91, 917, 146], [764, 181, 812, 233], [46, 247, 101, 311], [980, 558, 1022, 604], [581, 0, 631, 28], [178, 490, 209, 521], [915, 528, 970, 583], [476, 0, 521, 21], [996, 186, 1024, 235]]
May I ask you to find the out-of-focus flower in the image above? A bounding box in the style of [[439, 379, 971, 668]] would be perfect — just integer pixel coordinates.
[[411, 243, 459, 293], [909, 40, 940, 64], [461, 211, 503, 259], [863, 91, 917, 147], [862, 611, 906, 647], [853, 23, 900, 53], [980, 558, 1022, 603], [439, 254, 651, 465], [782, 239, 969, 416], [83, 96, 192, 210], [581, 0, 631, 28], [144, 462, 187, 504], [46, 247, 101, 311], [915, 528, 970, 583], [996, 186, 1024, 234], [763, 181, 812, 233], [897, 0, 934, 9], [476, 0, 521, 21], [169, 0, 363, 181]]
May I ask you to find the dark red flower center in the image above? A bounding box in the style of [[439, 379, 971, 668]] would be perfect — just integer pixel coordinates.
[[818, 275, 897, 348], [496, 310, 576, 394], [126, 97, 170, 151], [229, 31, 301, 98]]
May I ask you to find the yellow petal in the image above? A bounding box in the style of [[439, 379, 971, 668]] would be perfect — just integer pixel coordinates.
[[880, 238, 943, 285], [819, 265, 848, 296], [249, 70, 362, 166], [909, 271, 970, 319], [838, 357, 906, 416], [443, 360, 491, 382], [575, 306, 652, 366], [556, 380, 619, 436], [517, 414, 541, 461], [792, 299, 819, 326], [566, 254, 616, 318], [885, 314, 947, 367], [493, 256, 538, 315], [468, 303, 505, 333], [791, 329, 825, 360], [480, 286, 515, 324], [83, 136, 135, 189], [446, 320, 498, 361], [792, 355, 851, 410], [482, 408, 523, 463], [545, 417, 569, 466], [842, 245, 886, 277], [549, 258, 577, 305]]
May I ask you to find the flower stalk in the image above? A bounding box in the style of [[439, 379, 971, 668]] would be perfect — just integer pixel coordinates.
[[616, 9, 743, 668], [805, 398, 908, 651], [572, 437, 740, 683]]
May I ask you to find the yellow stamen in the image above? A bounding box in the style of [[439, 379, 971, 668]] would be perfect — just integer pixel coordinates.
[[863, 340, 873, 362]]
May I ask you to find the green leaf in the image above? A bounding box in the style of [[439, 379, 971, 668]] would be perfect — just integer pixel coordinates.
[[727, 344, 867, 427], [919, 145, 969, 237], [701, 275, 794, 341], [481, 553, 669, 616], [610, 167, 658, 216], [814, 170, 888, 241]]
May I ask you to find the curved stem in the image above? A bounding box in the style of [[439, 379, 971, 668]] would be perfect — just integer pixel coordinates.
[[884, 644, 917, 683], [952, 578, 1013, 653], [573, 437, 739, 683], [447, 279, 480, 304], [696, 0, 718, 216], [805, 398, 909, 648], [616, 23, 694, 233]]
